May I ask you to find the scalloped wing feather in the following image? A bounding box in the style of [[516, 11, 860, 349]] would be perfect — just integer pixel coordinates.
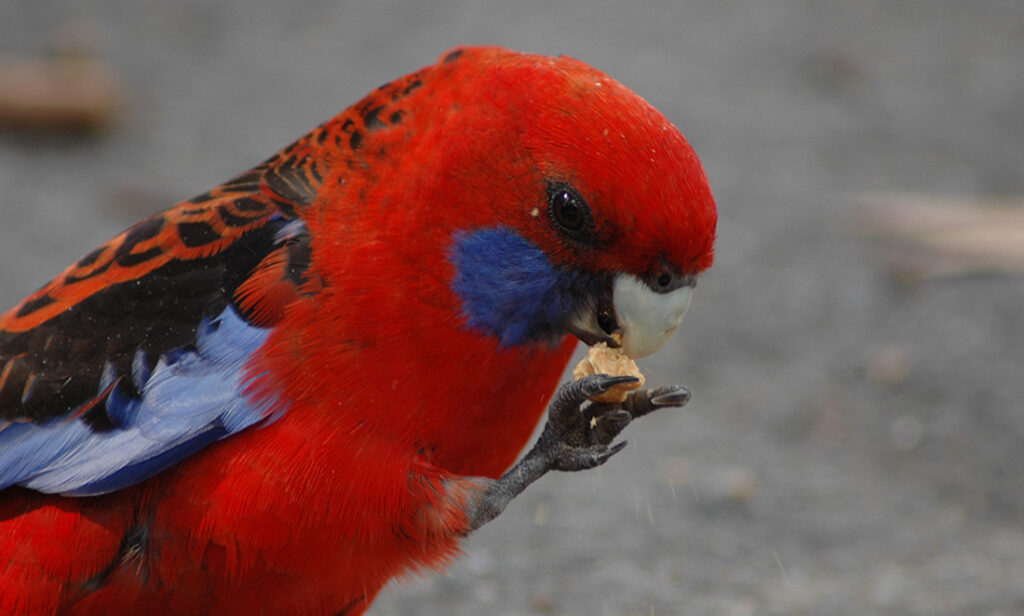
[[0, 147, 322, 495]]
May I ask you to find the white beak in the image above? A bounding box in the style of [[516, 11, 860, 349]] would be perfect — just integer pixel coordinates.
[[613, 274, 694, 358]]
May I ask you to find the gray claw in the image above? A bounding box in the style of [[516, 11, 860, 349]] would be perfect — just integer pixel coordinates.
[[557, 440, 629, 471], [622, 385, 691, 418], [551, 375, 640, 421], [589, 374, 641, 394], [650, 387, 691, 407], [601, 440, 628, 462]]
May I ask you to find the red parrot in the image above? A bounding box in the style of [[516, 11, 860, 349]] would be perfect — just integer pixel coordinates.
[[0, 46, 716, 615]]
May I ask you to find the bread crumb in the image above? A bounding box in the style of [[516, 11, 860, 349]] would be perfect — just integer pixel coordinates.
[[572, 338, 645, 403]]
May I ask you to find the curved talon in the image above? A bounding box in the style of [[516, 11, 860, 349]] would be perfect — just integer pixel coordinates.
[[549, 374, 638, 424], [624, 385, 691, 418], [605, 440, 628, 458], [594, 440, 628, 466], [650, 387, 691, 407], [555, 440, 628, 472], [587, 374, 641, 395]]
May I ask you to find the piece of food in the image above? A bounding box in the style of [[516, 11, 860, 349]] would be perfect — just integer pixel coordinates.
[[572, 338, 645, 403]]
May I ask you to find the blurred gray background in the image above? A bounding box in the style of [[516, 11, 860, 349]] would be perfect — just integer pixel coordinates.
[[1, 1, 1023, 614]]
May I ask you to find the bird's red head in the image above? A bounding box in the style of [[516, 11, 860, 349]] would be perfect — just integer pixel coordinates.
[[308, 46, 717, 358]]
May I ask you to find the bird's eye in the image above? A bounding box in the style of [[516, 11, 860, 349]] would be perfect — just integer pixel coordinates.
[[552, 190, 584, 230], [547, 182, 594, 241], [657, 272, 672, 288]]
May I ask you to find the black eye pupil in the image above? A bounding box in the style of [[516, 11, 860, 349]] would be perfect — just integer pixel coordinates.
[[657, 272, 672, 287], [555, 192, 583, 229], [547, 182, 593, 241]]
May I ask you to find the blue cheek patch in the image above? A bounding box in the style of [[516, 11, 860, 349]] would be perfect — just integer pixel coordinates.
[[449, 226, 601, 347]]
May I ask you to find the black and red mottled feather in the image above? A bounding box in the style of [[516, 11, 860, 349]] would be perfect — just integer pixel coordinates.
[[0, 154, 319, 425]]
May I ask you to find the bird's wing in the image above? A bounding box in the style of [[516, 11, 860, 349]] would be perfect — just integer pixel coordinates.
[[0, 152, 323, 496]]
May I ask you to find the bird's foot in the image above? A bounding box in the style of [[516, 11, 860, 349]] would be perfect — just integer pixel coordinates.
[[465, 375, 690, 531], [536, 375, 690, 471]]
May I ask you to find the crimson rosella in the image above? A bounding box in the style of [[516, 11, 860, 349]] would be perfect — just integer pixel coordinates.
[[0, 46, 717, 615]]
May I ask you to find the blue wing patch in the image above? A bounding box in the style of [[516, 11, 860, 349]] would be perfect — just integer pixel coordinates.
[[0, 307, 277, 496]]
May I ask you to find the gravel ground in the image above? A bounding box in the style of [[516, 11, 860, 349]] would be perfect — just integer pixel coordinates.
[[1, 2, 1023, 615]]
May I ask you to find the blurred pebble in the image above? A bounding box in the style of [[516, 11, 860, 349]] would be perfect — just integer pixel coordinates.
[[809, 387, 849, 447], [699, 466, 757, 505], [867, 346, 910, 388], [533, 500, 547, 526], [802, 47, 865, 91], [528, 593, 556, 613], [724, 599, 756, 616]]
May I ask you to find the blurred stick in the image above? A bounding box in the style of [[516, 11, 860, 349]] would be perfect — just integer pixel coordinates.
[[852, 193, 1024, 282], [0, 24, 123, 134]]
